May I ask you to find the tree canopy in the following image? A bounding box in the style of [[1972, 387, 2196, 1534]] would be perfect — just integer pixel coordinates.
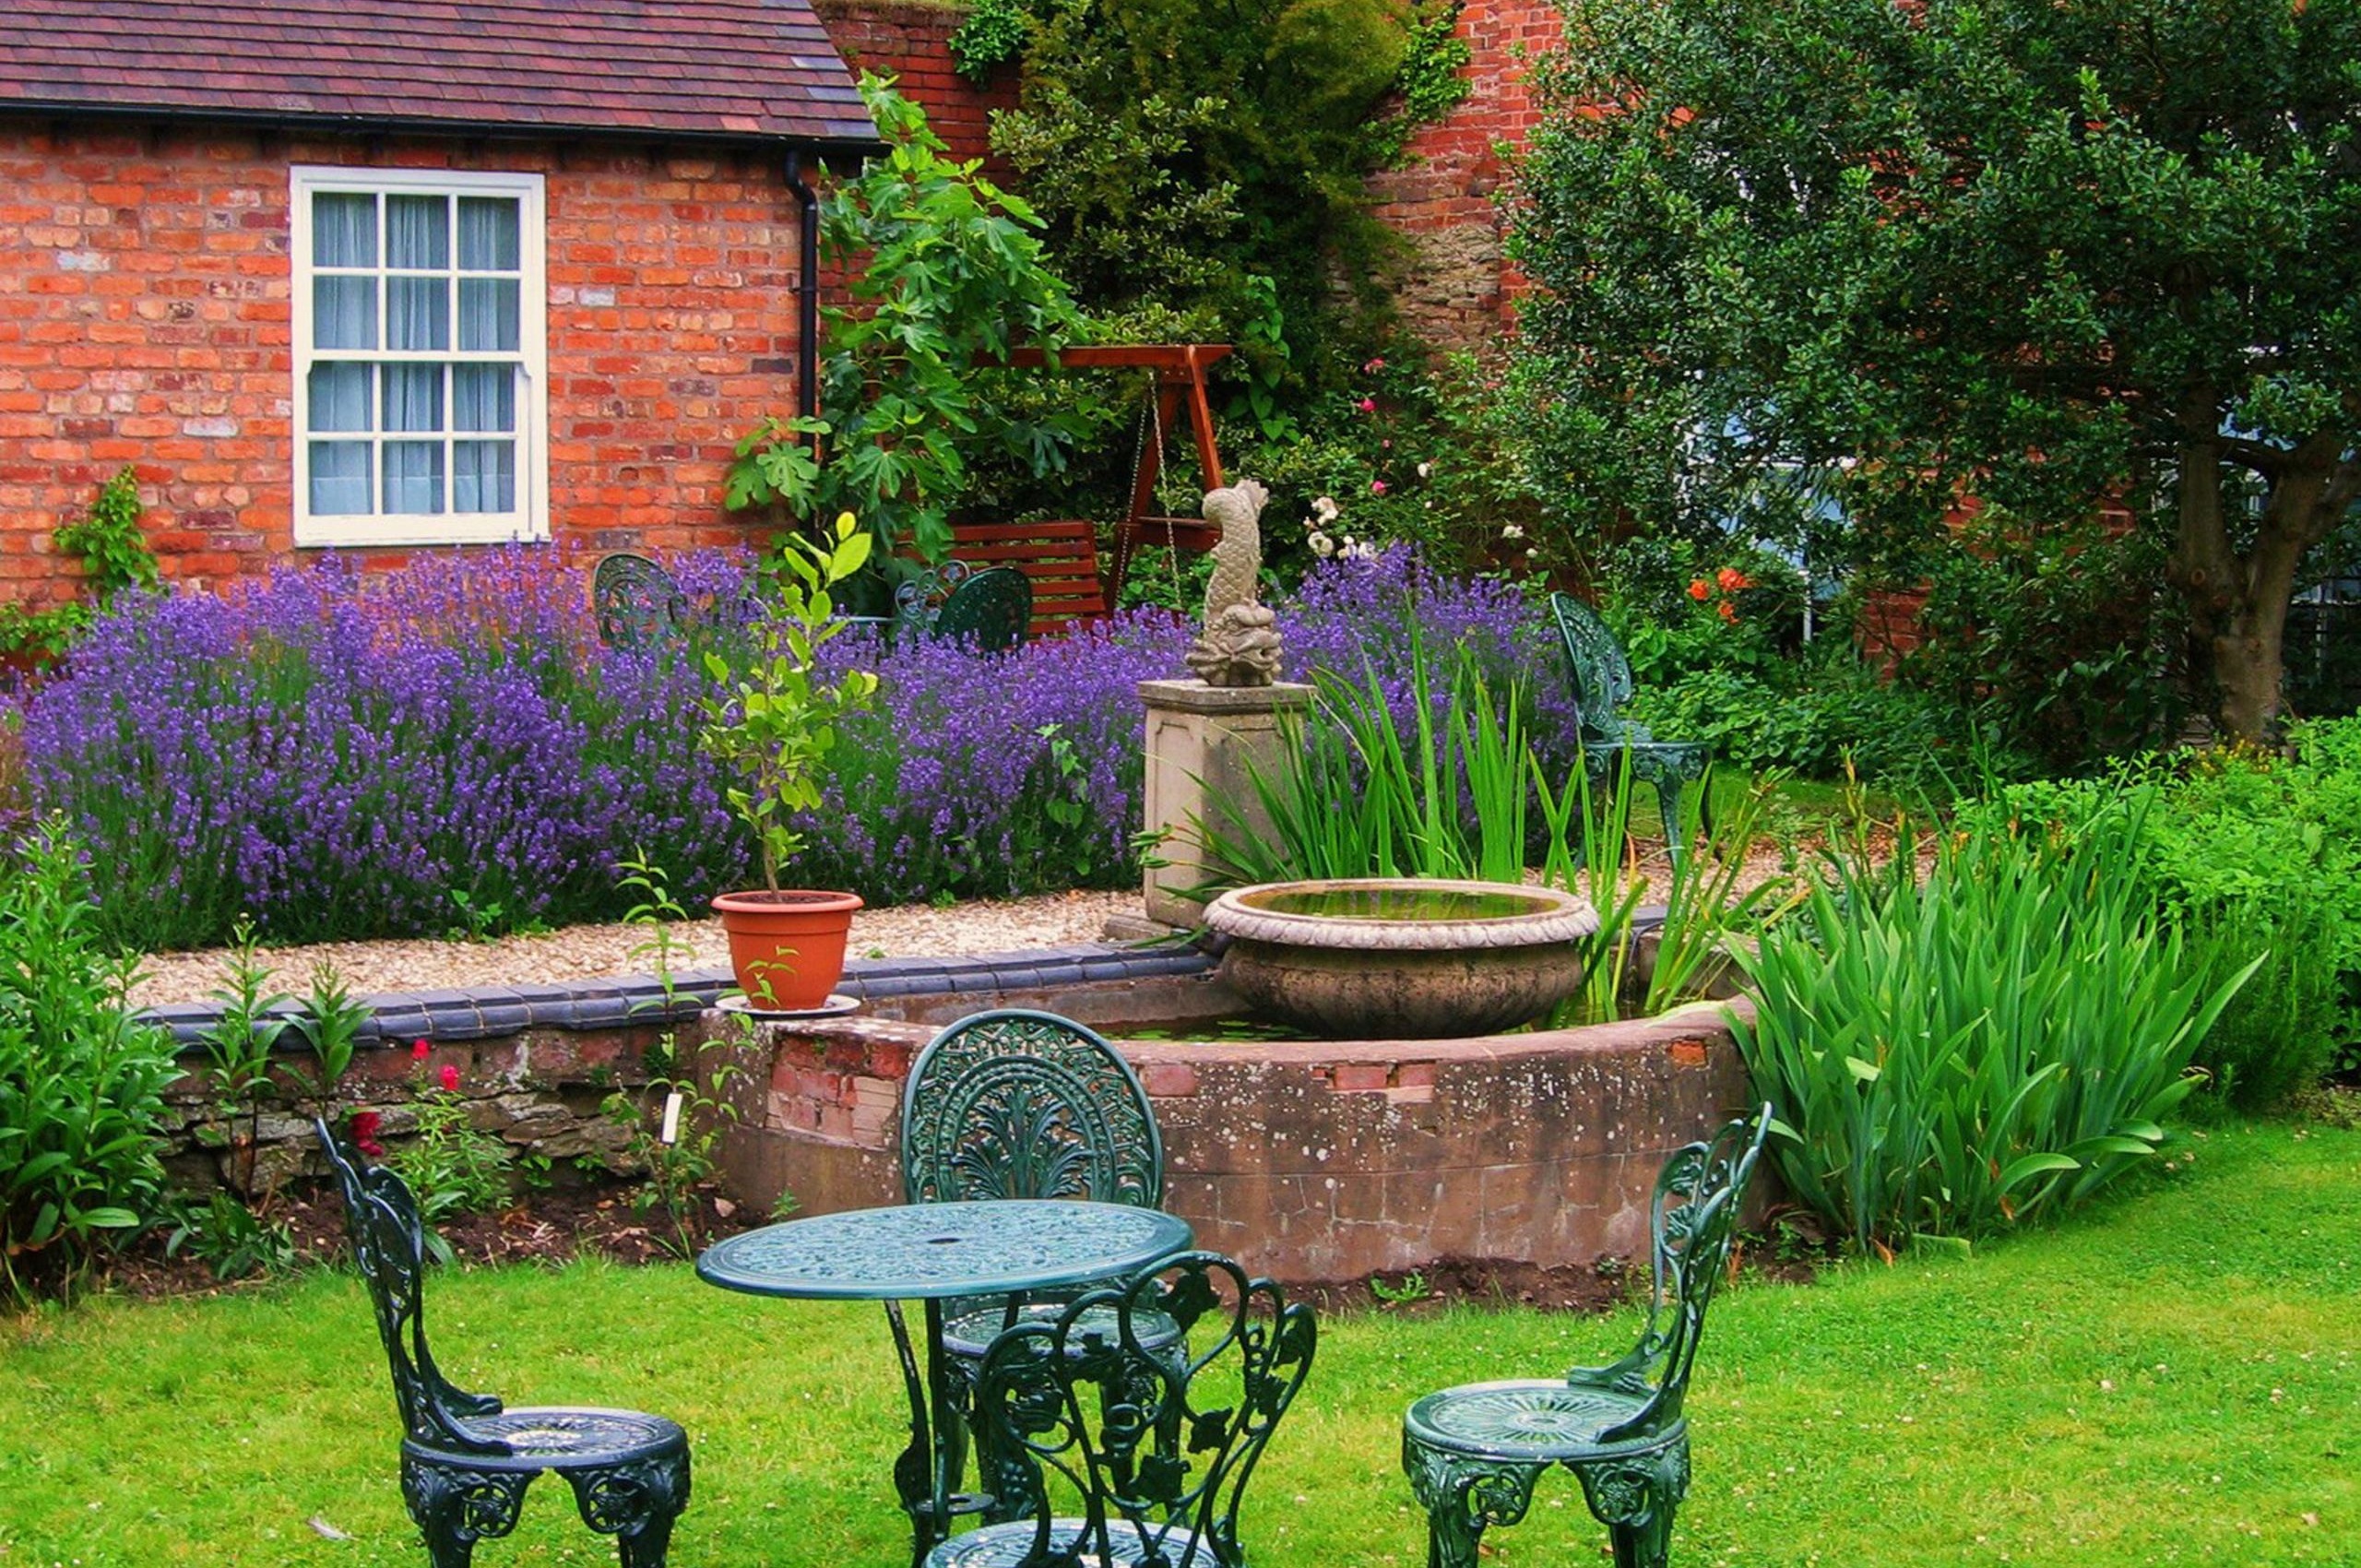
[[1513, 0, 2361, 737]]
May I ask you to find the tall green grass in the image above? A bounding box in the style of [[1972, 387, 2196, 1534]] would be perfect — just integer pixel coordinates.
[[1729, 807, 2256, 1254]]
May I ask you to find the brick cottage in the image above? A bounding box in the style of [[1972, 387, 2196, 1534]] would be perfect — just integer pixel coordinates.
[[0, 0, 1567, 609], [0, 0, 883, 603]]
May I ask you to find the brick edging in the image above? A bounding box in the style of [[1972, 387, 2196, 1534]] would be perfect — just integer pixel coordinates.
[[136, 940, 1218, 1053]]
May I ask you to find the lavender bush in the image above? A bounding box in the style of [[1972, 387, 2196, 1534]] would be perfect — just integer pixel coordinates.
[[10, 543, 1570, 952]]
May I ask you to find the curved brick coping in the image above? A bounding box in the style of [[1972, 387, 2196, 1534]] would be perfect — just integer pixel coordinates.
[[132, 941, 1217, 1053]]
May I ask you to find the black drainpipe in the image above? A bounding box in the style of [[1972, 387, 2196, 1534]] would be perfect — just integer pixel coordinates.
[[784, 148, 822, 429]]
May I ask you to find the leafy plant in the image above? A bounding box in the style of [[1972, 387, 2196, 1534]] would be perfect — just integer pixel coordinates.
[[194, 918, 291, 1199], [602, 853, 748, 1259], [728, 77, 1093, 564], [386, 1044, 514, 1251], [1195, 632, 1579, 892], [0, 820, 177, 1301], [697, 512, 881, 891], [0, 466, 160, 660], [1728, 808, 2257, 1255], [285, 960, 371, 1113], [160, 1189, 294, 1283]]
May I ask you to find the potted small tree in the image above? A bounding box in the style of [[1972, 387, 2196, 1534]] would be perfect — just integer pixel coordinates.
[[700, 512, 880, 1009]]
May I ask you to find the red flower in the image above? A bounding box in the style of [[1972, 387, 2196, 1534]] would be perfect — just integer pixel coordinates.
[[1716, 600, 1738, 623], [1363, 357, 1385, 374], [1688, 578, 1711, 601], [439, 1063, 461, 1094], [350, 1109, 385, 1159], [1370, 479, 1388, 495], [1715, 566, 1753, 592], [411, 1038, 432, 1062], [1357, 397, 1377, 413]]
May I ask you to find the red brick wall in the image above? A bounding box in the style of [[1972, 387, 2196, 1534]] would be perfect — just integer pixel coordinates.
[[1369, 0, 1566, 347], [0, 119, 805, 604], [815, 0, 1013, 172]]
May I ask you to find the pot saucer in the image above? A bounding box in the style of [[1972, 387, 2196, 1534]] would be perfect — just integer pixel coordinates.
[[716, 992, 861, 1021]]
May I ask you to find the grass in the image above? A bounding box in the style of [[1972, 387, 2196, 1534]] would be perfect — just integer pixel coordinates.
[[2, 1121, 2355, 1566]]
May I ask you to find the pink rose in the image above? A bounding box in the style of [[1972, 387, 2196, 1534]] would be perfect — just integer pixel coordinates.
[[1357, 397, 1377, 413], [1364, 357, 1385, 374], [1370, 480, 1388, 495]]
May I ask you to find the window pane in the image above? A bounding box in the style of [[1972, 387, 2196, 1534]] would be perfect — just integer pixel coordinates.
[[451, 363, 516, 432], [385, 194, 448, 269], [384, 441, 445, 515], [312, 193, 376, 267], [386, 277, 448, 351], [457, 278, 520, 352], [382, 363, 445, 434], [310, 442, 373, 515], [454, 440, 516, 513], [314, 277, 377, 350], [457, 197, 520, 271], [307, 362, 373, 432]]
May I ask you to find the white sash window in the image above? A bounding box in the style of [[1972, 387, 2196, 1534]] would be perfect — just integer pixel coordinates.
[[291, 168, 548, 544]]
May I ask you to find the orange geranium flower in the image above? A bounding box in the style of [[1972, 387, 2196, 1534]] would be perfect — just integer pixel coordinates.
[[1716, 599, 1738, 623], [1715, 566, 1753, 592], [1688, 578, 1711, 600]]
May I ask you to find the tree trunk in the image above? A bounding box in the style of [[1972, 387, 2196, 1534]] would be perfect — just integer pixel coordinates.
[[2170, 405, 2356, 742]]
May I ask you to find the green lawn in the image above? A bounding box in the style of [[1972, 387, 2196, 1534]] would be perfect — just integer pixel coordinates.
[[3, 1121, 2355, 1566]]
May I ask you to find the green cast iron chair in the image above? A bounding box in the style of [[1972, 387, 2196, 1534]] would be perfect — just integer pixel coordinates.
[[314, 1119, 692, 1568], [1548, 591, 1714, 868], [904, 1009, 1169, 1358], [592, 553, 689, 653], [932, 1249, 1319, 1568], [903, 1009, 1174, 1507], [1401, 1105, 1771, 1568], [930, 565, 1033, 654]]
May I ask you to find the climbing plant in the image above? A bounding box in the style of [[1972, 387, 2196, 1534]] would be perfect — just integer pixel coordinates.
[[0, 467, 160, 661], [727, 77, 1096, 563]]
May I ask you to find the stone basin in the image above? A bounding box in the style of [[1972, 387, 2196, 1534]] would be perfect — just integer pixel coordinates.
[[1203, 878, 1601, 1039]]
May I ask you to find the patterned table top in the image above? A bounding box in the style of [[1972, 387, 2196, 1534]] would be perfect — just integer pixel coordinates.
[[695, 1199, 1194, 1301]]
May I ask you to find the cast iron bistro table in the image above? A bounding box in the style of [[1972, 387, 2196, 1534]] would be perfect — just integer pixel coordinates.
[[697, 1198, 1193, 1564]]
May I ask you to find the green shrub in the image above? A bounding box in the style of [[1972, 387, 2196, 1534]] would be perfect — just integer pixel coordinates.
[[1730, 811, 2250, 1255], [0, 821, 177, 1301], [1973, 729, 2361, 1110]]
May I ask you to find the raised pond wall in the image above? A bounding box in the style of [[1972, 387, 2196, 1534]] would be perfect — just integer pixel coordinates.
[[718, 957, 1753, 1284]]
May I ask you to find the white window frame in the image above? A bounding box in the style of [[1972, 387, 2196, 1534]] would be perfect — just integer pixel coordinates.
[[290, 165, 550, 547]]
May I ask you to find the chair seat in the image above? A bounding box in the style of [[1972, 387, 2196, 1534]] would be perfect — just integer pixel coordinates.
[[925, 1517, 1214, 1568], [405, 1406, 688, 1472], [1404, 1378, 1671, 1462], [943, 1301, 1184, 1361]]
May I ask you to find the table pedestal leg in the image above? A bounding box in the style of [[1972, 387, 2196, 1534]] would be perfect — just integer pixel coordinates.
[[882, 1299, 985, 1567]]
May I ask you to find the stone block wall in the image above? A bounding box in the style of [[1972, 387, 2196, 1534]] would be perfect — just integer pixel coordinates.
[[0, 120, 801, 608]]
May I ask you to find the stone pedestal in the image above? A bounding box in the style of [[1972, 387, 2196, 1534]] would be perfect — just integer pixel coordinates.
[[1138, 677, 1314, 928]]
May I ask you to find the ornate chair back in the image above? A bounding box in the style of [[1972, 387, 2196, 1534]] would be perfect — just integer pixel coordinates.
[[593, 552, 688, 652], [1594, 1105, 1771, 1443], [313, 1118, 510, 1456], [974, 1251, 1317, 1568], [1548, 591, 1640, 739], [901, 1009, 1162, 1208], [930, 565, 1033, 654]]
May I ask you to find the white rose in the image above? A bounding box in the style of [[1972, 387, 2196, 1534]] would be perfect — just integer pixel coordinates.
[[1308, 530, 1335, 558]]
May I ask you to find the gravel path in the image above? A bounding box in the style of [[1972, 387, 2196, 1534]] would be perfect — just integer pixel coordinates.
[[127, 889, 1141, 1009]]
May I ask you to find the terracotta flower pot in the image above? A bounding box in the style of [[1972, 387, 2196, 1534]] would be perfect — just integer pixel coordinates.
[[709, 889, 863, 1011]]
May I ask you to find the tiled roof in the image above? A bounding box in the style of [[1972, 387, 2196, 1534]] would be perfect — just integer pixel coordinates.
[[0, 0, 882, 147]]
